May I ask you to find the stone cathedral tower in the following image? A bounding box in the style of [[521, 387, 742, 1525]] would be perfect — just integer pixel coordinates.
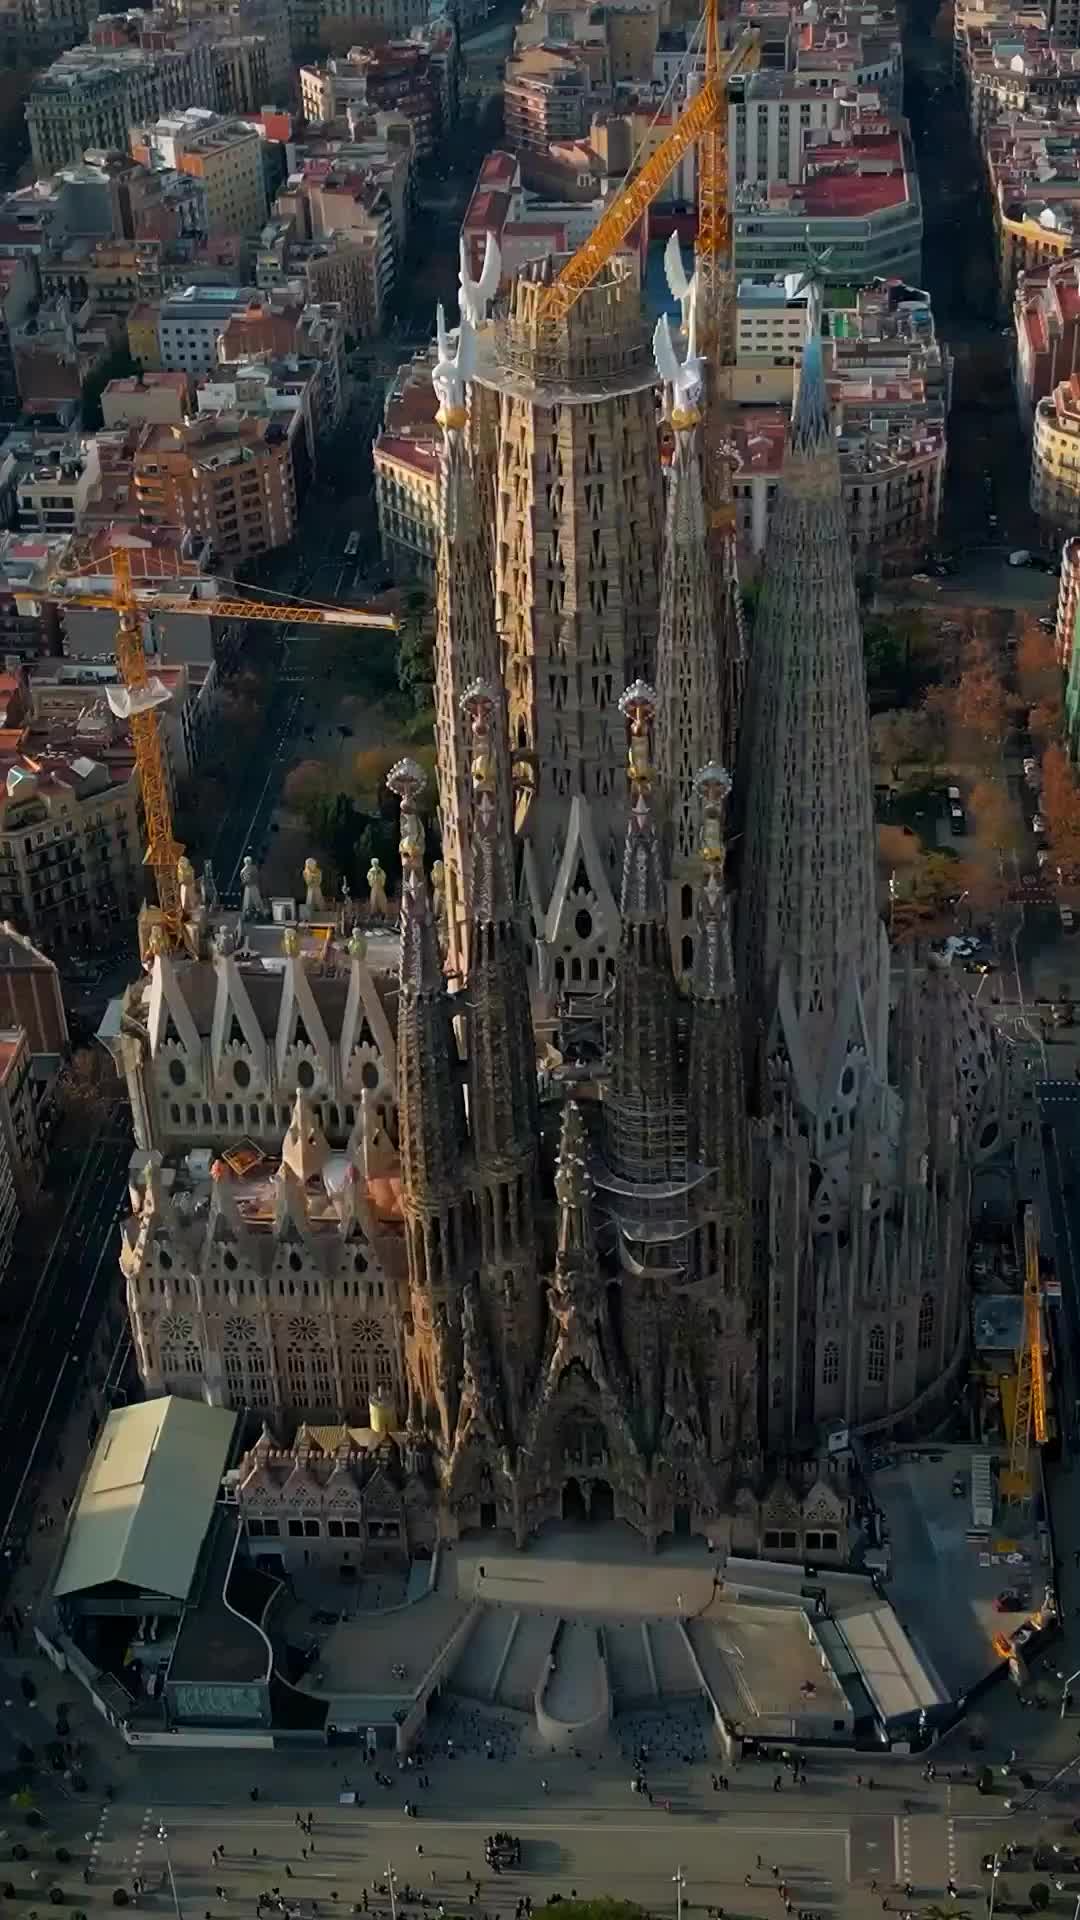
[[476, 255, 663, 994], [734, 274, 982, 1447]]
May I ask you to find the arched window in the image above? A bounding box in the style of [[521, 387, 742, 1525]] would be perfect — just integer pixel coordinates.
[[894, 1320, 905, 1365], [822, 1341, 839, 1387], [867, 1325, 885, 1385], [918, 1292, 935, 1352]]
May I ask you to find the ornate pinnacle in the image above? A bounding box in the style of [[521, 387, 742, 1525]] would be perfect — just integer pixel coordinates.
[[462, 679, 498, 802], [554, 1099, 592, 1210], [619, 681, 657, 803], [387, 758, 427, 883], [695, 762, 732, 870]]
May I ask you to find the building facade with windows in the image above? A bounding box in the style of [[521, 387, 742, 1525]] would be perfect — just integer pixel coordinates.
[[0, 748, 142, 952]]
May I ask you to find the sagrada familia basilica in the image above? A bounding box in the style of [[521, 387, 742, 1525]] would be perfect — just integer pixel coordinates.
[[106, 239, 1028, 1561]]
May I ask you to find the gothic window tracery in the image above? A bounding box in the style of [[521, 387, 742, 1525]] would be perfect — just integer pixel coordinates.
[[866, 1325, 885, 1385], [918, 1293, 935, 1351]]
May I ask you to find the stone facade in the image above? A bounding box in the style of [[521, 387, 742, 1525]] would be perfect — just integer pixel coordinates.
[[108, 251, 1014, 1573]]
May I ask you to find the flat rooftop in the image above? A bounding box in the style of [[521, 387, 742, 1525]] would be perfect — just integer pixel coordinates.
[[870, 1444, 1050, 1694]]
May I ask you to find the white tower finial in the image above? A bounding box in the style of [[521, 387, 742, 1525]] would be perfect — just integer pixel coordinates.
[[432, 305, 477, 423], [458, 230, 501, 328]]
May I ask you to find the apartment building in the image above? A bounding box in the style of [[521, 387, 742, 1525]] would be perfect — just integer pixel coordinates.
[[967, 32, 1080, 133], [287, 0, 428, 51], [16, 439, 102, 534], [27, 32, 219, 177], [731, 399, 944, 575], [196, 358, 316, 481], [0, 922, 69, 1058], [372, 346, 437, 582], [0, 261, 38, 424], [158, 282, 258, 371], [101, 369, 193, 426], [986, 114, 1080, 290], [131, 110, 268, 238], [299, 39, 451, 157], [54, 525, 240, 669], [217, 293, 345, 431], [0, 1026, 42, 1203], [0, 743, 142, 952], [0, 0, 98, 63], [170, 0, 290, 96], [1032, 369, 1080, 531], [504, 47, 593, 152], [0, 536, 66, 662], [733, 271, 950, 405], [728, 72, 854, 187], [23, 655, 218, 793], [732, 118, 923, 284], [133, 411, 298, 560]]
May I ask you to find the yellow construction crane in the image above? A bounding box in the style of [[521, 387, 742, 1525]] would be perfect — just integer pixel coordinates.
[[1002, 1202, 1049, 1507], [536, 9, 760, 332], [45, 539, 400, 944]]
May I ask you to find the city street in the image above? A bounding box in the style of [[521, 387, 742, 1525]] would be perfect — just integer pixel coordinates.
[[8, 1704, 1080, 1920], [0, 1119, 130, 1581]]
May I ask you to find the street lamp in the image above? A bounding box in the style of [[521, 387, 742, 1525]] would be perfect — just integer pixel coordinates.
[[987, 1850, 1001, 1920], [673, 1865, 686, 1920], [386, 1864, 398, 1920], [157, 1825, 181, 1920], [1061, 1666, 1080, 1718]]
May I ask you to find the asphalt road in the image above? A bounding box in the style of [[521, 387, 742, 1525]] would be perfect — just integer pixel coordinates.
[[0, 1121, 131, 1568], [10, 1723, 1080, 1920]]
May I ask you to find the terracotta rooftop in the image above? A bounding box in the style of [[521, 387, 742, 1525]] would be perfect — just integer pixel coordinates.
[[374, 433, 438, 478]]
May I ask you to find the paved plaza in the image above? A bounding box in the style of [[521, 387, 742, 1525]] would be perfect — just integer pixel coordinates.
[[8, 1398, 1080, 1920]]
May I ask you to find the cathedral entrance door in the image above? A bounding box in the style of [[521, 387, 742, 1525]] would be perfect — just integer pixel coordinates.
[[480, 1501, 496, 1530], [589, 1479, 614, 1524], [562, 1477, 588, 1523], [673, 1504, 691, 1537]]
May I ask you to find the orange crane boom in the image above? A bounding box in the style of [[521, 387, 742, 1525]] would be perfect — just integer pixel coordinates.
[[536, 23, 760, 328], [45, 545, 401, 945], [58, 590, 400, 630]]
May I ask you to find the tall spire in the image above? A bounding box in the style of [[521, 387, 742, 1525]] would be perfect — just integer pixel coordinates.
[[431, 306, 506, 980], [653, 270, 745, 973], [685, 763, 756, 1467], [687, 764, 745, 1183], [735, 246, 884, 1109], [554, 1098, 594, 1267], [461, 680, 542, 1421], [389, 756, 470, 1445], [605, 682, 683, 1188]]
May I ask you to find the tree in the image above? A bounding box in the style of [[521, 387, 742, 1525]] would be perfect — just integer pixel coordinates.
[[871, 706, 945, 785], [352, 747, 400, 805], [1042, 743, 1080, 874], [57, 1047, 117, 1144], [924, 631, 1016, 774], [1017, 618, 1062, 717], [968, 778, 1025, 856], [1029, 1885, 1050, 1911], [284, 759, 336, 821], [80, 344, 139, 432], [397, 606, 435, 715], [878, 823, 922, 868]]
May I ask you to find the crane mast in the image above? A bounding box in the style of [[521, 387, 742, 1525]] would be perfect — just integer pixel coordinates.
[[1003, 1202, 1048, 1508], [46, 544, 400, 949], [110, 542, 183, 937]]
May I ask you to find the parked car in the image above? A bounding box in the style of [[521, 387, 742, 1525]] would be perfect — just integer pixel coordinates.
[[1034, 815, 1047, 836], [1009, 549, 1032, 566], [1024, 757, 1039, 781]]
